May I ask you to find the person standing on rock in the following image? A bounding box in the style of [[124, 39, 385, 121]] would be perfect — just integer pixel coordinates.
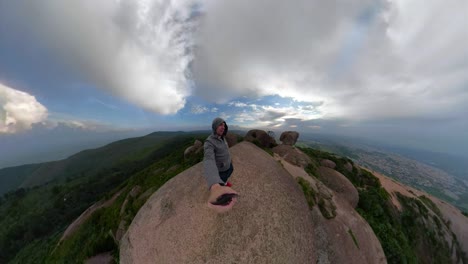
[[204, 117, 238, 212]]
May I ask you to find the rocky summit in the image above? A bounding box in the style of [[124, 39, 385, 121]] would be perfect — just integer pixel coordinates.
[[120, 142, 315, 264], [120, 141, 389, 264], [119, 135, 466, 264]]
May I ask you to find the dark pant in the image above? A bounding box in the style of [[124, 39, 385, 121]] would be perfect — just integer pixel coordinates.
[[219, 163, 234, 183]]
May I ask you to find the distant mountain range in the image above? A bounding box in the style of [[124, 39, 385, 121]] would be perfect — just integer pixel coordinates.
[[0, 124, 154, 169], [0, 131, 204, 196]]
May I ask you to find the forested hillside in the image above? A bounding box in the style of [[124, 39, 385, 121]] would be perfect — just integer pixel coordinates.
[[298, 147, 467, 264], [0, 132, 206, 263], [1, 131, 466, 263], [0, 131, 205, 196]]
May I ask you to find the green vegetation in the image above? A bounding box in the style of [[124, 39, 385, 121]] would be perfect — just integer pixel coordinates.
[[356, 186, 417, 264], [47, 205, 120, 263], [417, 186, 456, 204], [297, 177, 316, 209], [304, 163, 318, 177], [0, 132, 205, 263], [398, 194, 459, 264], [298, 145, 468, 264], [298, 141, 359, 160], [348, 229, 360, 249], [418, 195, 442, 218], [296, 172, 336, 219], [0, 164, 41, 196], [299, 146, 379, 188], [463, 211, 468, 217], [3, 135, 467, 263], [318, 198, 336, 219]]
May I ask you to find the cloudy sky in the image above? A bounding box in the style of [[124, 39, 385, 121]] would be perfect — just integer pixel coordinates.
[[1, 0, 467, 159]]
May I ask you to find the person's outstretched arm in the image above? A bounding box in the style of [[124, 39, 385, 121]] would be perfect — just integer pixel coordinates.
[[203, 141, 224, 188]]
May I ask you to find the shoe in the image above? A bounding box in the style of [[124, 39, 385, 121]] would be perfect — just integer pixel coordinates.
[[225, 182, 232, 187]]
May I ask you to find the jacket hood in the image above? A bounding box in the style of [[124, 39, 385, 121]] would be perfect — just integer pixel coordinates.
[[211, 117, 228, 136]]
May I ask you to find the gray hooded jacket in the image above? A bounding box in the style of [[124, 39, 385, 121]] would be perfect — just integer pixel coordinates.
[[203, 117, 232, 188]]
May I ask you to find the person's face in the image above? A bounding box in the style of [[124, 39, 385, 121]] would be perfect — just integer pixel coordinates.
[[216, 123, 225, 136]]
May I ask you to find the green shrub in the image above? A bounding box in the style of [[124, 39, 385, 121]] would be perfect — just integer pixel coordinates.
[[297, 177, 316, 209], [348, 229, 360, 249], [304, 163, 318, 177], [397, 194, 455, 264], [357, 187, 416, 264], [418, 195, 442, 218]]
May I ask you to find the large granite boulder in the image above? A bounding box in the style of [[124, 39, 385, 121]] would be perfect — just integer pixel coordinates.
[[279, 131, 299, 145], [184, 140, 203, 159], [225, 132, 238, 148], [272, 144, 311, 168], [344, 162, 354, 173], [317, 166, 359, 208], [244, 129, 277, 148], [320, 159, 336, 169], [120, 142, 315, 264]]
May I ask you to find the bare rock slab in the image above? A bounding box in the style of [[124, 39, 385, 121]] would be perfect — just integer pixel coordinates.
[[120, 142, 315, 264]]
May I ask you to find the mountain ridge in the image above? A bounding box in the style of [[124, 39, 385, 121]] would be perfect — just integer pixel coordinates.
[[1, 131, 467, 263], [121, 141, 387, 263], [0, 131, 202, 196]]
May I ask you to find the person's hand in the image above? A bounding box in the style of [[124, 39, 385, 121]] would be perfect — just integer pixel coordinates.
[[207, 184, 238, 213]]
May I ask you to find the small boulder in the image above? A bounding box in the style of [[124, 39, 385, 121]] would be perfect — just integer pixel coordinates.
[[272, 144, 311, 168], [193, 140, 202, 148], [184, 140, 203, 159], [115, 220, 127, 242], [244, 129, 277, 148], [129, 186, 142, 198], [320, 159, 336, 169], [316, 181, 334, 200], [317, 166, 359, 208], [280, 131, 299, 145], [344, 162, 353, 173], [315, 182, 337, 219]]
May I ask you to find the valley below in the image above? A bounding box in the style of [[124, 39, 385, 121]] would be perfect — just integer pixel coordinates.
[[299, 138, 468, 212]]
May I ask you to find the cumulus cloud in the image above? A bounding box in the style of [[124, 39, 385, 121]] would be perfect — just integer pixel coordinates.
[[0, 83, 48, 133], [2, 0, 198, 114], [226, 98, 323, 129], [2, 0, 467, 125], [190, 104, 208, 114], [193, 0, 468, 122]]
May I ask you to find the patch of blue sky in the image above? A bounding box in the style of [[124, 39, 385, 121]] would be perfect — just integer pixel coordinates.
[[329, 3, 381, 81], [176, 94, 324, 129]]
